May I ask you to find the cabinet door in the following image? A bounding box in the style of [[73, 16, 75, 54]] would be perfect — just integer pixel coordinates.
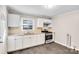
[[32, 34, 45, 46], [23, 36, 32, 48], [37, 18, 43, 27], [35, 34, 45, 45], [8, 37, 15, 52], [30, 35, 36, 46], [8, 14, 20, 27], [15, 37, 22, 50], [40, 34, 45, 43]]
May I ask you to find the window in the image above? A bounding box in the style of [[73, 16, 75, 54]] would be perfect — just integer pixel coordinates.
[[21, 18, 33, 31]]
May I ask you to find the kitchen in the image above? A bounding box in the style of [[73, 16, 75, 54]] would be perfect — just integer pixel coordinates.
[[7, 14, 53, 53], [0, 5, 79, 54]]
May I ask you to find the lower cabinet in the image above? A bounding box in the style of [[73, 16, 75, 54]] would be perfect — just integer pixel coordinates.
[[8, 34, 45, 52], [23, 36, 33, 48], [15, 36, 22, 50], [8, 36, 15, 52], [22, 34, 45, 48], [33, 34, 45, 46]]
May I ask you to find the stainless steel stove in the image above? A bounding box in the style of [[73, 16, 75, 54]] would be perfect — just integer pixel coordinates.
[[41, 30, 53, 43]]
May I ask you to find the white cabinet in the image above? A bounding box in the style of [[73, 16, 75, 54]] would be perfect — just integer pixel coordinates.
[[37, 18, 43, 27], [8, 34, 45, 52], [8, 36, 15, 52], [23, 36, 32, 48], [23, 34, 45, 49], [37, 18, 52, 28], [8, 36, 23, 52], [8, 14, 20, 27], [39, 34, 45, 43], [33, 34, 45, 45], [15, 36, 22, 50]]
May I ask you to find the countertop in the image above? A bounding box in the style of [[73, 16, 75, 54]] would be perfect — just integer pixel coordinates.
[[8, 33, 45, 36]]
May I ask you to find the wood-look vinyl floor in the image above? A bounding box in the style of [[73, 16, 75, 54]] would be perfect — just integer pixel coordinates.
[[9, 42, 78, 54]]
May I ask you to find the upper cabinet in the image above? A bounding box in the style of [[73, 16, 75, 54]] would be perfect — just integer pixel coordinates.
[[8, 13, 52, 28], [8, 14, 20, 27], [37, 18, 52, 28], [37, 18, 43, 27]]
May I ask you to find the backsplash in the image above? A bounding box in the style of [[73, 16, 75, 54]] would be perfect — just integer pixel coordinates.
[[8, 27, 53, 35]]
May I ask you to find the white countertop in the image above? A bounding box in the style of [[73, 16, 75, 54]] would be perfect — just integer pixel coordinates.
[[8, 33, 45, 36]]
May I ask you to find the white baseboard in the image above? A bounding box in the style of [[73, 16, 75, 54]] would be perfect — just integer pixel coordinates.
[[54, 41, 74, 50]]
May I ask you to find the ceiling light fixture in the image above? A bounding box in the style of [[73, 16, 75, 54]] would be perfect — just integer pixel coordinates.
[[43, 5, 55, 9]]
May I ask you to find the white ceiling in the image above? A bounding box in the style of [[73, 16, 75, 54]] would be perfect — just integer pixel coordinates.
[[7, 5, 79, 18]]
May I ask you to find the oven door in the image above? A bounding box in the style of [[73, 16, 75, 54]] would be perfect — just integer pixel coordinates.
[[46, 34, 52, 40]]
